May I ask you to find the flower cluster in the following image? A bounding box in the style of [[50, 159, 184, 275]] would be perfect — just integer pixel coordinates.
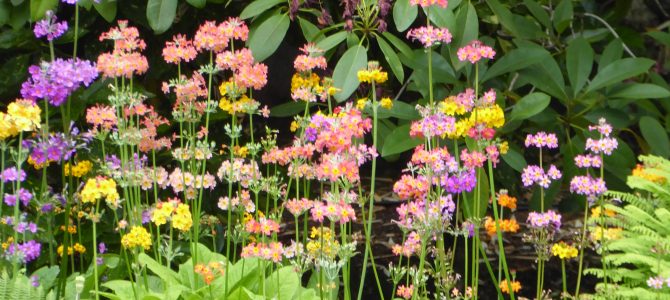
[[499, 279, 521, 294], [162, 34, 197, 64], [80, 177, 120, 207], [457, 40, 496, 64], [2, 100, 42, 134], [57, 243, 86, 257], [21, 58, 98, 106], [527, 210, 562, 230], [569, 175, 607, 202], [407, 25, 452, 48], [357, 61, 388, 84], [524, 132, 559, 149], [6, 240, 41, 263], [244, 216, 280, 236], [294, 43, 327, 73], [521, 164, 562, 188], [647, 276, 670, 289], [585, 118, 618, 155], [396, 284, 415, 299], [240, 242, 284, 263], [551, 241, 578, 259], [484, 217, 519, 237], [34, 11, 68, 41], [574, 154, 602, 168], [121, 226, 152, 250], [64, 160, 93, 178], [97, 20, 148, 78], [194, 262, 225, 285], [151, 199, 193, 232]]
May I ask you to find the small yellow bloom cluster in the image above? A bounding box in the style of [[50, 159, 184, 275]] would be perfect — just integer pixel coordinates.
[[440, 96, 468, 116], [551, 241, 578, 259], [306, 226, 340, 259], [291, 73, 321, 93], [499, 279, 521, 294], [632, 163, 666, 184], [80, 177, 120, 207], [151, 199, 193, 232], [357, 61, 388, 84], [590, 206, 615, 219], [590, 226, 622, 242], [60, 225, 77, 234], [121, 226, 152, 250], [380, 97, 393, 109], [57, 243, 86, 257], [468, 105, 505, 129], [64, 160, 93, 178], [219, 94, 256, 115], [484, 217, 519, 236], [497, 191, 517, 210], [356, 98, 369, 110], [0, 99, 41, 139], [1, 237, 14, 251]]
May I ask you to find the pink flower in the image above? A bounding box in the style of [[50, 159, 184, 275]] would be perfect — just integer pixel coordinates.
[[194, 21, 228, 52], [407, 26, 452, 48], [294, 43, 327, 72], [162, 34, 197, 64], [409, 0, 447, 8], [457, 40, 495, 63], [525, 132, 559, 149], [396, 284, 415, 299]]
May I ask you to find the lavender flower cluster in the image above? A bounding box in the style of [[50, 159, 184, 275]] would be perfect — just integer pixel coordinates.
[[21, 58, 98, 106]]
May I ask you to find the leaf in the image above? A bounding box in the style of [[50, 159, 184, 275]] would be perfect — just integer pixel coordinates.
[[480, 46, 546, 82], [365, 101, 419, 120], [332, 45, 367, 102], [186, 0, 206, 8], [486, 0, 543, 39], [520, 54, 567, 100], [265, 267, 300, 300], [599, 39, 624, 71], [299, 17, 320, 42], [450, 2, 478, 70], [639, 116, 670, 157], [393, 0, 417, 32], [382, 124, 423, 157], [502, 147, 527, 172], [94, 0, 118, 22], [316, 31, 347, 52], [566, 37, 594, 96], [270, 101, 315, 117], [553, 0, 573, 34], [508, 92, 551, 122], [240, 0, 283, 19], [382, 32, 413, 59], [425, 6, 455, 29], [587, 58, 655, 92], [609, 83, 670, 99], [647, 31, 670, 48], [146, 0, 178, 34], [139, 253, 180, 284], [377, 37, 404, 82], [523, 0, 550, 28], [248, 12, 290, 61], [30, 0, 57, 21]]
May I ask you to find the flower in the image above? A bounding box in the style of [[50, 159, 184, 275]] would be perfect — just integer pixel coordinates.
[[497, 191, 517, 210], [380, 97, 393, 109], [396, 284, 414, 299], [34, 11, 68, 41], [294, 43, 327, 72], [121, 226, 152, 250], [97, 20, 148, 79], [162, 34, 197, 64], [574, 154, 602, 168], [457, 40, 496, 63], [357, 61, 388, 84], [484, 217, 519, 236], [80, 177, 120, 208], [569, 175, 606, 202], [86, 104, 117, 133], [647, 276, 665, 289], [407, 25, 452, 48], [8, 240, 42, 263], [194, 21, 228, 52], [551, 241, 578, 259], [64, 160, 93, 178], [527, 210, 562, 230], [409, 0, 447, 7], [524, 132, 559, 149], [499, 279, 521, 294]]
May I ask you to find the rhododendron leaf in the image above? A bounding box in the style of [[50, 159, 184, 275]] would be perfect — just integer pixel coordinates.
[[553, 0, 573, 34], [480, 46, 546, 82], [587, 58, 655, 92], [566, 37, 593, 97], [518, 47, 567, 100], [502, 147, 527, 172], [93, 0, 117, 22], [609, 83, 670, 99], [240, 0, 283, 20], [29, 0, 57, 21], [393, 0, 416, 32], [523, 0, 550, 28], [425, 6, 455, 30], [382, 124, 422, 157], [508, 92, 550, 122], [598, 39, 624, 72], [265, 267, 300, 300], [316, 31, 347, 53], [382, 32, 413, 59], [377, 36, 404, 82], [146, 0, 177, 34], [450, 2, 477, 70], [486, 0, 544, 39], [299, 17, 321, 42], [248, 12, 290, 61], [640, 116, 670, 158], [333, 44, 367, 102], [186, 0, 206, 9]]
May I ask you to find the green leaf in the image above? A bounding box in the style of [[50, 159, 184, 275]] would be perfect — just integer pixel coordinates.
[[639, 116, 670, 157], [393, 0, 417, 32], [609, 83, 670, 99], [146, 0, 178, 34], [94, 0, 118, 22], [450, 2, 477, 70], [332, 45, 367, 102], [566, 37, 594, 96], [270, 101, 315, 117], [508, 92, 551, 121], [139, 253, 180, 284], [316, 31, 347, 52], [186, 0, 206, 8], [382, 32, 413, 59], [248, 12, 290, 61], [647, 31, 670, 48], [299, 17, 320, 42], [486, 0, 543, 39], [520, 52, 567, 100], [481, 46, 546, 82], [377, 37, 404, 82], [587, 58, 655, 92], [502, 147, 527, 172], [240, 0, 283, 19], [425, 6, 455, 29], [265, 267, 300, 300], [553, 0, 573, 34], [523, 0, 550, 28], [598, 39, 624, 72], [30, 0, 57, 21], [365, 101, 419, 120], [382, 124, 423, 157]]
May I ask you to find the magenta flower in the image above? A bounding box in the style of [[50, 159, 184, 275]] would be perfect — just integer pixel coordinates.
[[21, 58, 98, 106], [525, 132, 559, 149], [457, 40, 496, 64], [521, 165, 561, 188], [569, 175, 606, 202], [407, 25, 452, 48], [34, 11, 68, 41], [574, 154, 602, 168], [527, 210, 562, 230]]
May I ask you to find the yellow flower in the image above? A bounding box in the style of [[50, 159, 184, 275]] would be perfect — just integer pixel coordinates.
[[121, 226, 152, 250], [0, 112, 18, 140], [73, 243, 86, 254], [357, 61, 388, 84], [440, 96, 467, 116], [590, 226, 623, 242], [80, 177, 120, 208], [172, 203, 193, 232], [233, 146, 248, 158], [468, 105, 505, 129], [65, 160, 93, 178], [7, 99, 41, 132], [551, 241, 578, 260], [356, 98, 368, 110], [380, 97, 393, 109], [590, 206, 615, 219], [499, 141, 509, 155], [151, 201, 175, 227], [632, 164, 666, 184], [291, 73, 321, 92], [499, 279, 521, 294], [290, 121, 299, 132]]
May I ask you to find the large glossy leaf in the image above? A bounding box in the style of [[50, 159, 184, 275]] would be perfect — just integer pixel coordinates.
[[265, 267, 300, 300], [93, 0, 117, 22], [451, 2, 478, 70], [298, 17, 321, 42], [248, 12, 290, 61], [609, 83, 670, 99], [520, 52, 567, 100], [523, 0, 550, 28], [598, 39, 624, 72], [393, 0, 417, 32], [332, 45, 367, 102], [425, 6, 455, 29], [640, 116, 670, 157], [365, 101, 419, 120], [270, 101, 315, 117], [382, 32, 413, 59], [508, 92, 550, 122], [146, 0, 178, 34], [185, 0, 206, 8], [377, 37, 404, 82], [481, 46, 546, 82], [502, 147, 527, 172], [30, 0, 57, 21], [316, 31, 347, 52], [553, 0, 573, 34], [381, 124, 423, 157], [486, 0, 543, 39], [240, 0, 283, 19], [566, 37, 593, 96], [587, 58, 655, 92]]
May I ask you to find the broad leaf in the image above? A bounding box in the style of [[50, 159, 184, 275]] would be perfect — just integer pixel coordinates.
[[248, 12, 290, 61], [587, 58, 655, 92], [377, 37, 404, 82], [566, 37, 593, 96], [30, 0, 57, 21], [265, 267, 300, 300], [553, 0, 573, 34], [333, 45, 368, 102], [609, 83, 670, 99], [393, 0, 417, 32], [186, 0, 206, 8], [146, 0, 178, 34], [481, 46, 546, 82], [508, 92, 550, 122], [382, 124, 422, 157], [94, 0, 118, 22], [240, 0, 283, 19], [640, 116, 670, 157], [316, 32, 347, 52]]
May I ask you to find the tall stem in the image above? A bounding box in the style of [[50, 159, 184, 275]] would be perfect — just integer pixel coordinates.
[[574, 202, 589, 297], [488, 160, 515, 300]]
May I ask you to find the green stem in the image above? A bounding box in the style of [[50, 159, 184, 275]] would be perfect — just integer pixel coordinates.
[[489, 160, 514, 299], [574, 202, 589, 297], [561, 259, 567, 297]]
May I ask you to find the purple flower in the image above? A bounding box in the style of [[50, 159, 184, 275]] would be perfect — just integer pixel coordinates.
[[527, 210, 562, 230], [444, 169, 476, 194], [647, 276, 665, 289], [29, 131, 84, 166], [41, 203, 53, 213], [21, 58, 98, 106], [585, 137, 618, 156], [569, 175, 607, 203], [141, 210, 151, 224], [30, 275, 40, 287], [7, 240, 41, 263], [34, 11, 68, 41], [4, 188, 33, 207], [99, 242, 106, 254], [525, 132, 559, 149], [574, 154, 602, 168], [1, 167, 26, 183]]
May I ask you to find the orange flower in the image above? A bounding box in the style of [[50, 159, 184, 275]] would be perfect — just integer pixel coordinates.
[[499, 279, 521, 294]]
